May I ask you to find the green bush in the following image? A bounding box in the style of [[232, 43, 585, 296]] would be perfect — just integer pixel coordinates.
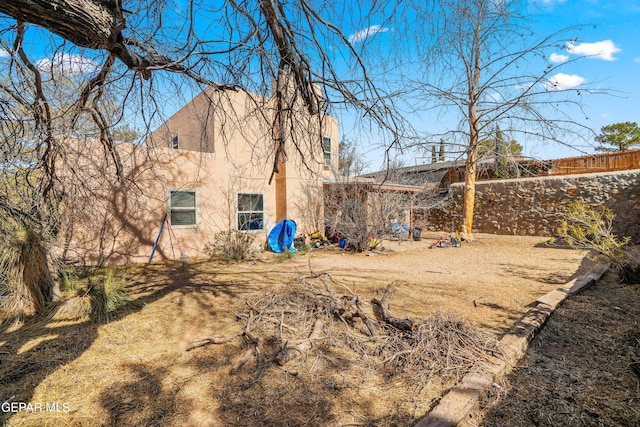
[[556, 200, 630, 270]]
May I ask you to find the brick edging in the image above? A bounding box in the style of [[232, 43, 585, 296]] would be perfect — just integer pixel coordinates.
[[414, 263, 610, 427]]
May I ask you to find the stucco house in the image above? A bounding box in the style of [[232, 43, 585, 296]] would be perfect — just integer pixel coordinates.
[[58, 81, 339, 265]]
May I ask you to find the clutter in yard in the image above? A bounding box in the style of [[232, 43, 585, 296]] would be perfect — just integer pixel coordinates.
[[429, 234, 462, 249], [267, 219, 297, 253]]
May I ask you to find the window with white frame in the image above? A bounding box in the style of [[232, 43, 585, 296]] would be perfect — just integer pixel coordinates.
[[237, 193, 264, 231], [171, 134, 179, 149], [169, 191, 196, 226], [322, 136, 332, 166]]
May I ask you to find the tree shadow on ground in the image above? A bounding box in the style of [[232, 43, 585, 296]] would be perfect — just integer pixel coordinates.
[[2, 255, 476, 426], [95, 322, 424, 426], [100, 364, 181, 426], [214, 352, 420, 426], [499, 263, 576, 285], [499, 249, 597, 285], [0, 258, 255, 425], [473, 301, 525, 333]]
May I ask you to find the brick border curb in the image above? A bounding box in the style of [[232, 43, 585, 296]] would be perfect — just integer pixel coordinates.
[[414, 263, 610, 427]]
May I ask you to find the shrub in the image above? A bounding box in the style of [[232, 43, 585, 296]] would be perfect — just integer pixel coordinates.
[[556, 200, 630, 270], [204, 230, 256, 262], [0, 218, 55, 322], [89, 270, 135, 324], [58, 268, 82, 293], [274, 249, 296, 263]]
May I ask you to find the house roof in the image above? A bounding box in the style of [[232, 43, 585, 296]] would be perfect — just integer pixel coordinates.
[[323, 179, 425, 193], [359, 160, 464, 179]]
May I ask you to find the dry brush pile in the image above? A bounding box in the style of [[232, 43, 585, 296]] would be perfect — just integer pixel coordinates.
[[188, 269, 503, 421]]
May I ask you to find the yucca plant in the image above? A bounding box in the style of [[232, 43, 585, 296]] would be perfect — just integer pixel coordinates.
[[89, 270, 134, 324], [0, 216, 55, 321]]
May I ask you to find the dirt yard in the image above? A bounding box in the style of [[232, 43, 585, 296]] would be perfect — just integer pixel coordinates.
[[277, 232, 595, 332], [0, 233, 597, 426]]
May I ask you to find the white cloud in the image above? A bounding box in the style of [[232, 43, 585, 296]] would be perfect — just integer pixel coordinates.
[[36, 53, 99, 75], [635, 57, 640, 63], [348, 25, 390, 44], [0, 48, 8, 57], [486, 91, 503, 102], [549, 52, 568, 64], [542, 73, 585, 91], [566, 40, 621, 61]]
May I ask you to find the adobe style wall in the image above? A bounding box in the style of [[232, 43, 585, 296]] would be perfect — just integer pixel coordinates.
[[57, 83, 339, 265], [414, 169, 640, 243], [149, 84, 339, 232]]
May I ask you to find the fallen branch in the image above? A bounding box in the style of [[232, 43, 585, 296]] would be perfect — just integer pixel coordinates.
[[379, 349, 413, 366], [354, 297, 379, 337], [371, 283, 415, 332], [275, 318, 324, 366], [230, 347, 255, 374], [254, 315, 298, 333], [186, 269, 500, 392], [186, 334, 237, 351]]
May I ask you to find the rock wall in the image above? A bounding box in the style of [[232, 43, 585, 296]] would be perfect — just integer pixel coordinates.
[[414, 170, 640, 242]]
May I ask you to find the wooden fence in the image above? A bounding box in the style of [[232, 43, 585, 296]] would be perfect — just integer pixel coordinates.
[[550, 148, 640, 175]]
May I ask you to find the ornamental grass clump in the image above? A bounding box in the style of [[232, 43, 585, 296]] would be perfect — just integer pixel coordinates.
[[0, 217, 55, 325], [89, 270, 135, 324]]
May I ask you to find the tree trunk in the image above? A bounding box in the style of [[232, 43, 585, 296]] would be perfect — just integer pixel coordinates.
[[371, 283, 415, 332], [274, 318, 324, 366], [461, 146, 478, 240], [460, 6, 483, 241]]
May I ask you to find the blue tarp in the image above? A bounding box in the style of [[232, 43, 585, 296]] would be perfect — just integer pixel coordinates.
[[267, 219, 297, 253]]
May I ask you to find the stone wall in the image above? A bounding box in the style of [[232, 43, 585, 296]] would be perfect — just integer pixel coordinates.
[[414, 169, 640, 242]]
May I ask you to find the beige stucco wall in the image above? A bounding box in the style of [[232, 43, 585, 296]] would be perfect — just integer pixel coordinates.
[[58, 84, 338, 265]]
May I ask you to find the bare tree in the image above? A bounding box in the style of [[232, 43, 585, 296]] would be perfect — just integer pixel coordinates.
[[0, 1, 403, 313], [385, 0, 608, 239], [324, 152, 424, 250], [0, 1, 401, 167], [0, 0, 405, 222]]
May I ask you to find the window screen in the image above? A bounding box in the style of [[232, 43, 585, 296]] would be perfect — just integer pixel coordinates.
[[170, 191, 196, 226]]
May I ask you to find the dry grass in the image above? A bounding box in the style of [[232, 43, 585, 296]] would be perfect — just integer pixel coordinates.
[[0, 235, 597, 426]]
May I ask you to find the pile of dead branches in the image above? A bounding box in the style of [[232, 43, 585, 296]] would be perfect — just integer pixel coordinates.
[[188, 270, 502, 388]]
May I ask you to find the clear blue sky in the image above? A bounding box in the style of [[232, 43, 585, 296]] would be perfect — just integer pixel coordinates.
[[526, 0, 640, 157], [335, 0, 640, 170]]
